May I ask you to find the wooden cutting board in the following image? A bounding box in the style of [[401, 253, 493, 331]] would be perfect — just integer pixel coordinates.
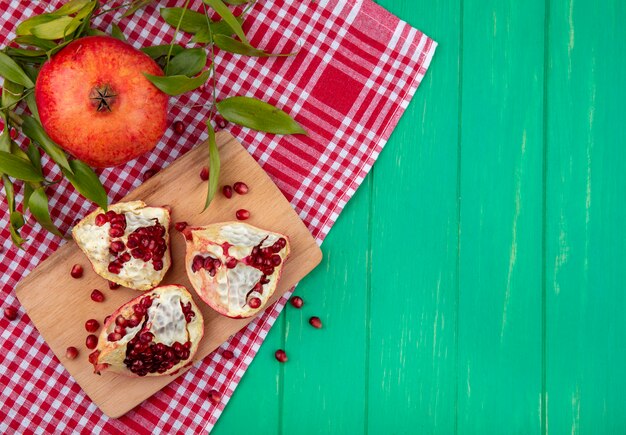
[[15, 131, 322, 418]]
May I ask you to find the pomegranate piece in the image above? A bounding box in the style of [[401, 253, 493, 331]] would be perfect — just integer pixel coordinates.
[[91, 289, 105, 303], [85, 319, 100, 333], [200, 167, 209, 181], [175, 222, 188, 232], [235, 209, 250, 220], [4, 306, 18, 321], [290, 296, 304, 309], [66, 346, 79, 360], [90, 285, 204, 377], [182, 222, 291, 318], [222, 185, 233, 198], [70, 264, 83, 279], [72, 201, 171, 291], [233, 182, 249, 195], [275, 349, 288, 363], [309, 316, 322, 329]]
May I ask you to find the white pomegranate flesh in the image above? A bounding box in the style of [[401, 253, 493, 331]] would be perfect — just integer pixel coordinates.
[[89, 284, 204, 377], [182, 222, 290, 318], [72, 201, 171, 290]]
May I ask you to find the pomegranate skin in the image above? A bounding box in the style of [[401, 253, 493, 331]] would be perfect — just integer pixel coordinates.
[[35, 36, 168, 168]]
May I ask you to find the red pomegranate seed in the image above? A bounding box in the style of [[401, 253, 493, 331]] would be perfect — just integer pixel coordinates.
[[274, 349, 288, 363], [222, 185, 233, 198], [233, 182, 249, 195], [4, 306, 18, 321], [91, 289, 105, 303], [108, 281, 121, 290], [70, 264, 83, 279], [208, 389, 221, 405], [143, 168, 157, 181], [86, 334, 98, 350], [225, 257, 237, 269], [10, 127, 17, 140], [248, 297, 261, 309], [175, 221, 188, 232], [85, 319, 100, 333], [222, 350, 234, 359], [309, 316, 322, 329], [200, 167, 209, 181], [65, 346, 79, 360], [173, 120, 185, 134], [215, 115, 227, 129], [236, 209, 250, 220], [290, 296, 304, 309]]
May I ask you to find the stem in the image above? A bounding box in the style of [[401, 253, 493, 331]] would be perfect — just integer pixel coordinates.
[[7, 111, 23, 127], [203, 2, 218, 115], [165, 0, 191, 75], [93, 1, 134, 18], [0, 89, 33, 111]]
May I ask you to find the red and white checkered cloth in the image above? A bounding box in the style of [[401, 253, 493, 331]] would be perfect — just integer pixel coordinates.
[[0, 0, 435, 432]]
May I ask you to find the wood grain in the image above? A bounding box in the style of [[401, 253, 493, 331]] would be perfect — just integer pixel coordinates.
[[15, 132, 322, 419]]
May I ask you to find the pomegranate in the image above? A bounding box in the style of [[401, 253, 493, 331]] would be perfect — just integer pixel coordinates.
[[89, 285, 204, 377], [35, 36, 168, 168], [72, 201, 171, 290], [182, 222, 290, 318]]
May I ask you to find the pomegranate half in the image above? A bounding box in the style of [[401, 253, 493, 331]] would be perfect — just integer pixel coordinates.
[[72, 201, 171, 290], [89, 285, 204, 377], [182, 222, 290, 318], [35, 36, 168, 167]]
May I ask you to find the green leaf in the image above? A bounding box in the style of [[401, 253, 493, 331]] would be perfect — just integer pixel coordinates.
[[28, 187, 63, 237], [85, 27, 107, 36], [203, 121, 220, 210], [160, 7, 208, 34], [141, 44, 185, 59], [0, 131, 10, 153], [16, 14, 58, 36], [217, 96, 307, 135], [62, 160, 108, 210], [0, 52, 35, 87], [144, 70, 211, 96], [26, 142, 43, 176], [203, 0, 248, 44], [13, 36, 57, 50], [23, 182, 34, 211], [21, 115, 72, 172], [30, 16, 75, 40], [3, 174, 15, 211], [122, 0, 155, 18], [10, 140, 30, 161], [111, 23, 126, 41], [167, 48, 207, 76], [53, 0, 93, 15], [0, 151, 45, 182], [5, 47, 47, 59], [1, 80, 24, 110], [191, 17, 242, 43], [25, 93, 40, 121], [213, 34, 294, 57]]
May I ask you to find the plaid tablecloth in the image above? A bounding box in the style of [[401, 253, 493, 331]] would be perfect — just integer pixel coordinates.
[[0, 0, 436, 432]]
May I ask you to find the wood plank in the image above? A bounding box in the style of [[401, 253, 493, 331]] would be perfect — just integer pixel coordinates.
[[367, 1, 460, 432], [15, 132, 322, 418], [457, 0, 545, 432], [546, 1, 626, 433]]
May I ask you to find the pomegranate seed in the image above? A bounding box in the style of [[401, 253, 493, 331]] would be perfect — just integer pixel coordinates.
[[309, 316, 323, 329], [200, 167, 209, 181], [4, 306, 18, 321], [95, 214, 107, 226], [109, 227, 124, 237], [248, 297, 261, 309], [65, 346, 79, 360], [115, 315, 127, 327], [86, 334, 98, 349], [290, 296, 304, 309], [233, 182, 249, 195], [70, 264, 83, 279], [236, 209, 250, 220], [108, 281, 121, 290], [275, 349, 288, 363], [85, 319, 100, 333], [143, 168, 157, 181], [225, 257, 237, 269], [173, 120, 185, 134], [222, 185, 233, 198], [108, 332, 123, 342], [208, 389, 221, 405], [10, 127, 17, 140], [175, 221, 188, 232], [91, 289, 105, 303], [215, 115, 227, 129], [222, 350, 234, 359]]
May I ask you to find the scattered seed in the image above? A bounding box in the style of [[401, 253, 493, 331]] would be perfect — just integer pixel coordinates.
[[309, 316, 322, 329], [222, 350, 234, 359], [233, 182, 249, 195], [274, 349, 288, 363], [175, 222, 188, 232], [208, 389, 221, 405], [66, 346, 79, 360], [70, 264, 83, 279], [173, 120, 185, 134], [91, 289, 105, 303], [290, 296, 304, 309], [143, 168, 157, 181], [4, 306, 18, 321], [236, 209, 250, 220], [200, 167, 209, 181], [108, 281, 121, 290], [222, 185, 233, 199], [86, 334, 98, 350], [85, 319, 100, 333]]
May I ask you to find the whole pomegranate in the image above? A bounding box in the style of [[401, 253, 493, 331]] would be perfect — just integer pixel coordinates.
[[89, 285, 204, 377], [72, 201, 171, 290], [35, 36, 168, 168], [182, 222, 290, 318]]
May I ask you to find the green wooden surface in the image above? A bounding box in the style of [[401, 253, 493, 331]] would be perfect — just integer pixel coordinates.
[[214, 1, 625, 433]]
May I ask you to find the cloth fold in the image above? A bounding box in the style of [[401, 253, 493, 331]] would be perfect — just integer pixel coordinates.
[[0, 0, 436, 432]]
